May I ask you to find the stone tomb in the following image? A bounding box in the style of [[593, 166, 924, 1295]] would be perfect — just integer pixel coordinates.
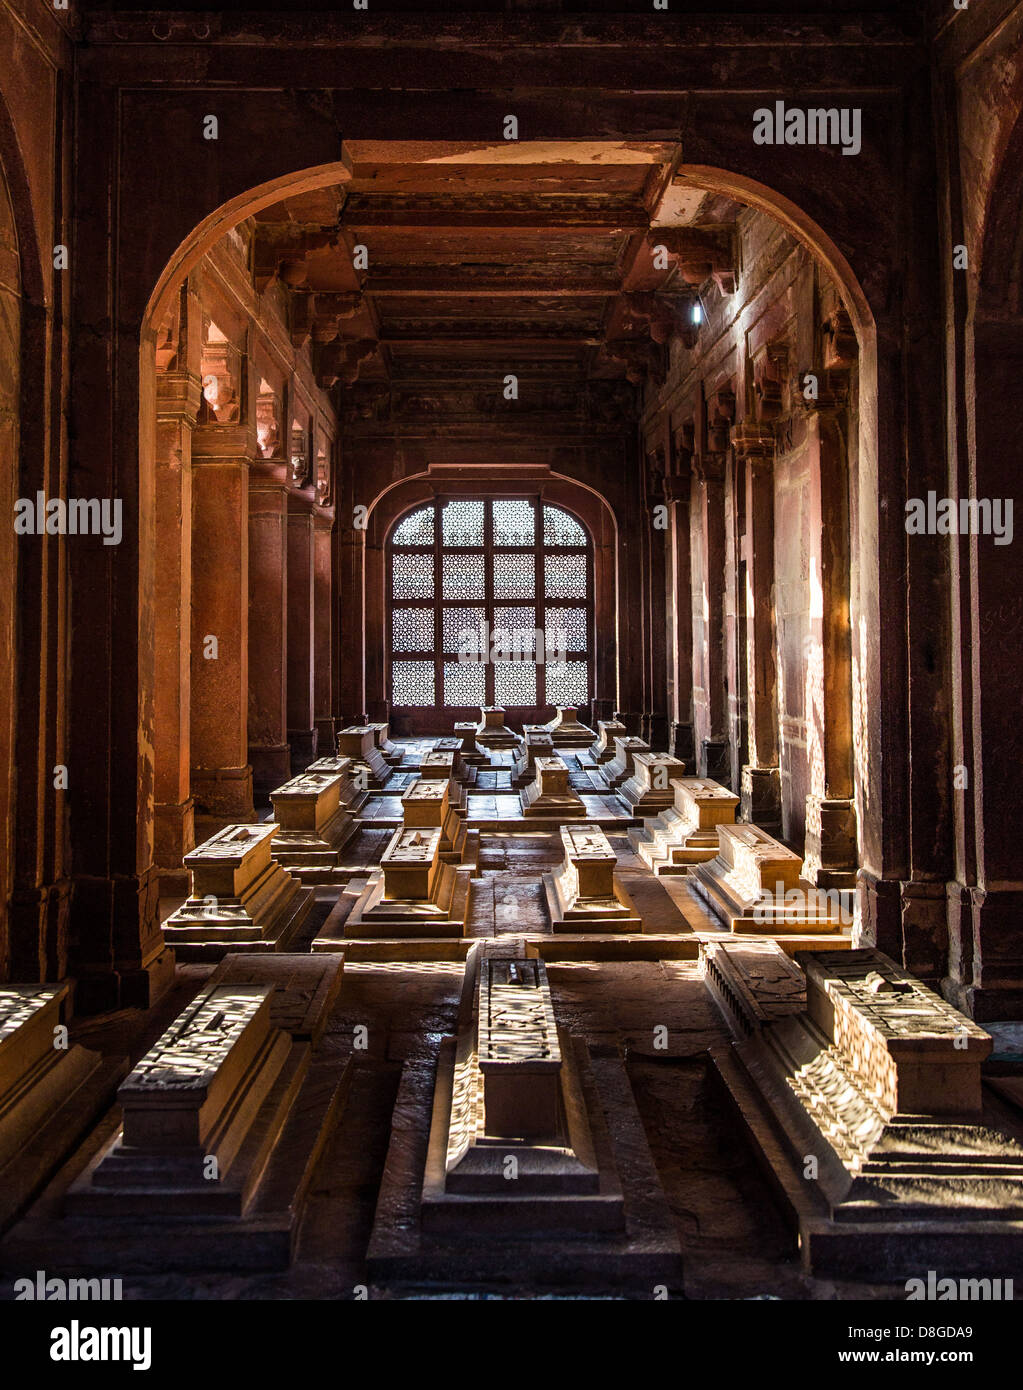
[[543, 705, 597, 748], [617, 753, 688, 812], [588, 718, 627, 765], [366, 721, 403, 767], [544, 823, 642, 932], [600, 735, 650, 790], [708, 944, 1023, 1277], [335, 725, 390, 787], [52, 960, 346, 1269], [304, 754, 367, 812], [269, 769, 357, 880], [331, 826, 473, 939], [690, 823, 848, 933], [420, 949, 624, 1234], [511, 728, 554, 788], [453, 721, 488, 765], [629, 776, 739, 874], [520, 755, 587, 819], [0, 986, 127, 1234], [419, 749, 457, 782], [474, 704, 519, 750], [161, 822, 314, 960], [427, 738, 476, 785], [402, 776, 478, 867]]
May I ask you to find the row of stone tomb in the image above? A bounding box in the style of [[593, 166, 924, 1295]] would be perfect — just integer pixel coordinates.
[[161, 706, 851, 957]]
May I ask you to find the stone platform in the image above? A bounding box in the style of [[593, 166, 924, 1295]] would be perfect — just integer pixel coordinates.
[[543, 705, 597, 748], [335, 725, 391, 788], [314, 826, 474, 942], [2, 956, 347, 1272], [708, 943, 1023, 1277], [519, 756, 586, 818], [305, 755, 369, 812], [0, 986, 128, 1235], [629, 776, 739, 874], [600, 735, 650, 789], [161, 822, 315, 961], [269, 769, 358, 881], [453, 721, 489, 766], [588, 718, 627, 765], [366, 945, 682, 1292], [511, 728, 554, 788], [690, 823, 850, 933], [474, 705, 520, 750], [617, 753, 688, 812], [366, 721, 403, 767], [543, 823, 642, 933]]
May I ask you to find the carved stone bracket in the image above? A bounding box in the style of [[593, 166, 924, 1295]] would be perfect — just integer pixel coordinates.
[[651, 227, 738, 296], [253, 227, 338, 293], [313, 337, 377, 389], [602, 337, 665, 385], [706, 386, 736, 453], [731, 420, 776, 467]]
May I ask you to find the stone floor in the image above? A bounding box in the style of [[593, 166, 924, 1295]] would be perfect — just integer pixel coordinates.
[[44, 744, 879, 1301]]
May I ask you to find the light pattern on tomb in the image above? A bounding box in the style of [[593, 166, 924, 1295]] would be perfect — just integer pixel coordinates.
[[546, 660, 588, 705]]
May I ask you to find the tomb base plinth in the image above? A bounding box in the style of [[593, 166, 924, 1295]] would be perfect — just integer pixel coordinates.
[[161, 822, 314, 961], [511, 730, 554, 787], [600, 736, 650, 789], [520, 756, 586, 818], [335, 725, 390, 787], [690, 823, 849, 933], [617, 753, 688, 812], [474, 705, 519, 750], [0, 985, 128, 1234], [269, 770, 357, 880], [366, 721, 403, 767], [306, 755, 368, 812], [706, 942, 1023, 1277], [7, 958, 348, 1271], [543, 823, 642, 932], [543, 705, 597, 748], [453, 721, 488, 765], [315, 826, 473, 942], [588, 718, 627, 764], [629, 776, 739, 873]]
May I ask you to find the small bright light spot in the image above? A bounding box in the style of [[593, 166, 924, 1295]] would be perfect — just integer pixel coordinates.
[[691, 301, 704, 325]]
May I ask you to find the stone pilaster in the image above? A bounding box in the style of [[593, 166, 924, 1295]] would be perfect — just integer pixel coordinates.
[[287, 491, 318, 771], [313, 508, 336, 755], [247, 460, 291, 796]]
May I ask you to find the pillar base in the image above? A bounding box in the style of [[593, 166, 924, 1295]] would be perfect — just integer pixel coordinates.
[[190, 764, 255, 838], [641, 713, 669, 752], [669, 721, 694, 762], [154, 796, 195, 870], [943, 885, 1023, 1022], [613, 710, 643, 737], [698, 738, 730, 781], [740, 764, 781, 827], [249, 743, 292, 797], [802, 795, 857, 888], [288, 727, 319, 775], [314, 717, 337, 756]]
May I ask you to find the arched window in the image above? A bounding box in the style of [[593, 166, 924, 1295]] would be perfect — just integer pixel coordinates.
[[387, 497, 592, 717]]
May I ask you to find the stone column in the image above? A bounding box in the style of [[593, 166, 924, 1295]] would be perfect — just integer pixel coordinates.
[[668, 425, 695, 763], [802, 386, 857, 888], [313, 507, 336, 754], [733, 423, 782, 827], [287, 491, 317, 770], [190, 422, 256, 833], [152, 303, 200, 890], [691, 451, 729, 779], [247, 460, 291, 796]]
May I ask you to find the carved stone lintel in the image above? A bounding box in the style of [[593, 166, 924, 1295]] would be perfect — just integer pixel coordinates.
[[731, 420, 776, 467]]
